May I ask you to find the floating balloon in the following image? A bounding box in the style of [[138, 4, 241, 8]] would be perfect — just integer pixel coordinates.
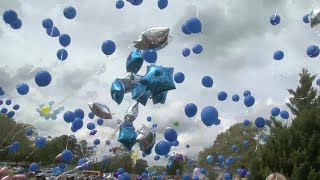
[[57, 49, 68, 61], [63, 6, 77, 19], [35, 70, 52, 87], [155, 140, 171, 155], [202, 76, 213, 88], [201, 106, 218, 127], [192, 44, 203, 54], [102, 40, 116, 55], [42, 18, 53, 29], [90, 130, 97, 136], [130, 0, 143, 6], [94, 139, 100, 145], [185, 103, 197, 118], [61, 150, 72, 162], [35, 137, 47, 148], [243, 90, 251, 97], [243, 119, 250, 126], [3, 9, 18, 24], [124, 102, 139, 123], [310, 7, 320, 28], [207, 155, 214, 163], [232, 145, 238, 152], [143, 50, 158, 63], [111, 79, 125, 104], [232, 94, 240, 102], [182, 48, 191, 57], [97, 118, 103, 126], [118, 124, 138, 150], [87, 122, 95, 130], [29, 163, 39, 172], [255, 117, 266, 128], [271, 107, 280, 116], [134, 26, 170, 50], [186, 17, 202, 33], [63, 111, 75, 123], [132, 83, 151, 106], [72, 118, 83, 131], [7, 111, 15, 118], [88, 102, 113, 119], [273, 50, 284, 60], [158, 0, 168, 9], [10, 19, 22, 29], [137, 124, 156, 154], [1, 108, 8, 114], [46, 26, 60, 37], [154, 155, 160, 161], [116, 0, 125, 9], [186, 144, 190, 148], [214, 118, 221, 125], [5, 99, 11, 105], [105, 140, 111, 146], [126, 49, 144, 74], [280, 110, 289, 119], [181, 23, 191, 35], [164, 128, 177, 142], [244, 95, 255, 107], [26, 129, 33, 136], [218, 91, 227, 101], [152, 90, 168, 105], [218, 155, 224, 162], [74, 109, 85, 119], [16, 83, 29, 95], [316, 79, 320, 86], [147, 116, 152, 122], [173, 121, 179, 127], [59, 34, 71, 47], [306, 45, 319, 58], [270, 14, 281, 25], [303, 14, 310, 23]]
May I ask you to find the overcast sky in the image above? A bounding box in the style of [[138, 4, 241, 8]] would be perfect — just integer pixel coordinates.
[[0, 0, 320, 166]]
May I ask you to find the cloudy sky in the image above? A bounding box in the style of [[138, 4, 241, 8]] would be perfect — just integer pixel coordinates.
[[1, 0, 320, 166]]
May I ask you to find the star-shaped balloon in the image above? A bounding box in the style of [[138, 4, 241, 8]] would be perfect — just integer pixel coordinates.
[[131, 83, 152, 106], [126, 49, 144, 74], [152, 91, 168, 104], [140, 65, 176, 96], [118, 124, 137, 150], [111, 79, 125, 105]]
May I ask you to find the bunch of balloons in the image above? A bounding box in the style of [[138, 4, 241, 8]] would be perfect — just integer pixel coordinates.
[[2, 9, 22, 29], [0, 99, 19, 119]]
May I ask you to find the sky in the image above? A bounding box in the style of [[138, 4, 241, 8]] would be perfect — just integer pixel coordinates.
[[0, 0, 320, 166]]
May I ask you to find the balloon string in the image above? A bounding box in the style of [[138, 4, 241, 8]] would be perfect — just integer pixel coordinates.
[[65, 124, 72, 150], [25, 148, 38, 161], [57, 159, 92, 179], [1, 122, 18, 145], [77, 142, 87, 159], [0, 146, 9, 152], [11, 126, 31, 143], [274, 8, 278, 20]]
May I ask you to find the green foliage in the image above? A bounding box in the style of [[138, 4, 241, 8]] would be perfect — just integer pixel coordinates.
[[166, 159, 184, 175], [133, 159, 148, 175], [105, 147, 134, 173]]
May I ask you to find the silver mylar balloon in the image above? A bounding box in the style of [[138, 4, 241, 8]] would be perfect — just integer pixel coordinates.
[[124, 102, 139, 123], [136, 124, 156, 152], [134, 27, 170, 50], [310, 7, 320, 28], [88, 102, 113, 119], [117, 72, 134, 94]]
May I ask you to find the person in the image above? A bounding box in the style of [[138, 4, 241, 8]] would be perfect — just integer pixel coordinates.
[[240, 165, 247, 178], [266, 173, 287, 180]]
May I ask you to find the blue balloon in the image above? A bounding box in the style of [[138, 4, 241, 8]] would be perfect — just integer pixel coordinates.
[[184, 103, 197, 118], [214, 118, 221, 125], [243, 90, 251, 97], [186, 17, 202, 33], [186, 144, 190, 148], [182, 48, 191, 57], [171, 140, 179, 147], [192, 44, 203, 54], [200, 168, 206, 174], [266, 119, 272, 126], [243, 119, 250, 126], [102, 40, 116, 55], [9, 141, 20, 152], [35, 137, 47, 148], [244, 95, 255, 107], [57, 49, 68, 61], [207, 155, 214, 163], [111, 79, 125, 105], [263, 135, 269, 142], [10, 19, 22, 29], [26, 129, 33, 136], [143, 50, 157, 63], [218, 91, 227, 101], [0, 89, 4, 96], [74, 109, 84, 119], [193, 176, 199, 180], [154, 155, 160, 161], [59, 34, 71, 47], [126, 49, 144, 74], [105, 140, 111, 145], [35, 70, 52, 87], [63, 111, 75, 123], [7, 111, 15, 118], [152, 91, 168, 105], [255, 117, 266, 128], [130, 0, 143, 6], [152, 123, 158, 128], [13, 104, 20, 110], [116, 0, 125, 9], [97, 118, 104, 126], [164, 128, 178, 142], [232, 145, 238, 152], [72, 118, 83, 130], [147, 116, 152, 122], [224, 173, 231, 180], [237, 156, 241, 161], [29, 163, 39, 172], [174, 72, 185, 84], [140, 65, 176, 96], [218, 155, 224, 162], [71, 126, 77, 132], [158, 0, 168, 10], [280, 110, 289, 119], [5, 99, 12, 105], [1, 108, 8, 114], [59, 163, 67, 169], [77, 158, 89, 170], [270, 14, 281, 25], [42, 18, 53, 29], [181, 23, 191, 35], [316, 79, 320, 86], [87, 122, 95, 130], [118, 168, 125, 174], [273, 50, 284, 60], [155, 140, 171, 155], [202, 76, 213, 88], [303, 14, 310, 23], [3, 9, 18, 24], [183, 174, 191, 180], [271, 107, 280, 116], [88, 112, 95, 119], [201, 106, 218, 127], [46, 26, 60, 37], [63, 6, 77, 19], [118, 124, 137, 150], [61, 150, 73, 161], [232, 94, 240, 102], [16, 83, 29, 95], [94, 139, 100, 145], [306, 45, 319, 58]]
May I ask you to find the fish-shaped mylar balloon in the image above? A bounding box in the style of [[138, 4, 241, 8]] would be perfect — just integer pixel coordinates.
[[136, 124, 156, 154], [134, 27, 170, 50], [310, 7, 320, 28], [88, 102, 113, 119], [124, 102, 139, 123]]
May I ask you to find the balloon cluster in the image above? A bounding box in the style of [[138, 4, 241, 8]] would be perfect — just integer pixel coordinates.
[[2, 9, 22, 30], [36, 101, 64, 120], [0, 99, 19, 119]]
